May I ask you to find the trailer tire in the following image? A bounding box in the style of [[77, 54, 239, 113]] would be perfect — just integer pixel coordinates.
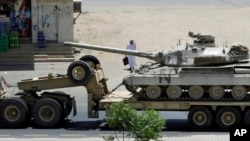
[[67, 61, 91, 85], [79, 55, 100, 69], [32, 98, 62, 128], [188, 106, 212, 130], [216, 107, 241, 130], [244, 109, 250, 125], [0, 98, 28, 128]]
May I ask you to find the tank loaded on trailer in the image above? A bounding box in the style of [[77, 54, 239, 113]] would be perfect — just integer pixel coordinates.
[[0, 57, 249, 130], [1, 31, 250, 130]]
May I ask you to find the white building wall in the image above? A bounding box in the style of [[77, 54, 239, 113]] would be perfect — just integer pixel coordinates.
[[31, 0, 74, 43], [57, 1, 74, 43]]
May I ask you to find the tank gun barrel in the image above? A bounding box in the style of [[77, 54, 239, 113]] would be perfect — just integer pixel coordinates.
[[64, 42, 160, 62]]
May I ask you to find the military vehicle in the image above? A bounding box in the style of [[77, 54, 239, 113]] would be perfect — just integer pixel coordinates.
[[64, 31, 249, 67], [64, 32, 250, 101]]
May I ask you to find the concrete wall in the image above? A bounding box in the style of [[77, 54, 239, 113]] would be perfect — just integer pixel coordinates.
[[31, 0, 74, 43]]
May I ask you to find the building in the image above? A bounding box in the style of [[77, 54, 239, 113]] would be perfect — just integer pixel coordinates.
[[0, 0, 81, 69]]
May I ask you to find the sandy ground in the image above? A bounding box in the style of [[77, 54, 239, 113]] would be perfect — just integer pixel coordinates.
[[73, 3, 250, 68]]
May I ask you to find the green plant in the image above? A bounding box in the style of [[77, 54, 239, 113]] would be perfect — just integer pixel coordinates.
[[105, 102, 137, 141], [104, 102, 166, 141], [130, 110, 166, 141]]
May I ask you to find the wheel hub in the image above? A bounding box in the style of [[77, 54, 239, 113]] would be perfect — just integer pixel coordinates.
[[193, 112, 207, 125], [72, 66, 85, 80], [39, 106, 55, 121], [5, 106, 20, 121], [222, 112, 235, 126]]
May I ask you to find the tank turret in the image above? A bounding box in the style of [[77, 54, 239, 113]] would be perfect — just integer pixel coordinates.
[[64, 32, 249, 67]]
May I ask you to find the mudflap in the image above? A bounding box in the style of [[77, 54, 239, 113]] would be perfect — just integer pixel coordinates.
[[72, 96, 77, 117], [88, 94, 99, 118]]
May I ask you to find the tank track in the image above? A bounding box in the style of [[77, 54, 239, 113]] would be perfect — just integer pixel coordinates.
[[125, 85, 250, 101], [135, 92, 250, 101]]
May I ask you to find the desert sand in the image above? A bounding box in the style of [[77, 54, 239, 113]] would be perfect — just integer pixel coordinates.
[[74, 1, 250, 71]]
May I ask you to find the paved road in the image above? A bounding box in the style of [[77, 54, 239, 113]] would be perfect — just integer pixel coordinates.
[[0, 130, 229, 141]]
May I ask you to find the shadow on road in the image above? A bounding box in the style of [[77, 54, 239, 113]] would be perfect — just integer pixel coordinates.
[[0, 63, 35, 71], [65, 119, 225, 132]]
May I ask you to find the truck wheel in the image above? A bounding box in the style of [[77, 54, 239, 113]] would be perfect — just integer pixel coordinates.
[[0, 98, 28, 128], [244, 109, 250, 125], [216, 107, 241, 130], [67, 61, 91, 85], [32, 98, 62, 128], [79, 55, 100, 69], [188, 106, 212, 130]]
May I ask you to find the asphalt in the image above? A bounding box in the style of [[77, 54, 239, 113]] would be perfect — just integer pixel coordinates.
[[0, 136, 230, 141]]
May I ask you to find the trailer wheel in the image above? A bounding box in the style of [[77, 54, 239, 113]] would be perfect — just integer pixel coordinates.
[[32, 98, 62, 128], [244, 109, 250, 125], [67, 61, 91, 85], [0, 98, 28, 128], [216, 107, 241, 130], [188, 106, 212, 130], [79, 55, 100, 69]]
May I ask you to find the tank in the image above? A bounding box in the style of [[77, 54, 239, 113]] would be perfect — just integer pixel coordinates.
[[64, 31, 249, 67], [64, 32, 250, 101]]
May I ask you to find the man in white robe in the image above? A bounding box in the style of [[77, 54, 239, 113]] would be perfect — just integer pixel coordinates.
[[126, 40, 136, 72]]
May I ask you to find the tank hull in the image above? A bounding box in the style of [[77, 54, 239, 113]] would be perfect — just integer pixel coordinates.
[[123, 65, 250, 101]]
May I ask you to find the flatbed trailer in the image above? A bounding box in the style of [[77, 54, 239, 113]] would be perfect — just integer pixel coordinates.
[[0, 60, 250, 130]]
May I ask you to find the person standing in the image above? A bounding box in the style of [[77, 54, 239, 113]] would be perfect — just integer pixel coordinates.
[[126, 40, 136, 72]]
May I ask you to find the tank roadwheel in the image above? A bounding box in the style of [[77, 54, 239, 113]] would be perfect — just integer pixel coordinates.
[[216, 107, 241, 130], [209, 85, 225, 100], [67, 61, 92, 85], [189, 85, 204, 100], [188, 106, 212, 130], [145, 85, 162, 100], [79, 55, 100, 69], [0, 98, 28, 128], [166, 85, 182, 99], [231, 85, 246, 100], [244, 109, 250, 125], [32, 98, 62, 128]]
